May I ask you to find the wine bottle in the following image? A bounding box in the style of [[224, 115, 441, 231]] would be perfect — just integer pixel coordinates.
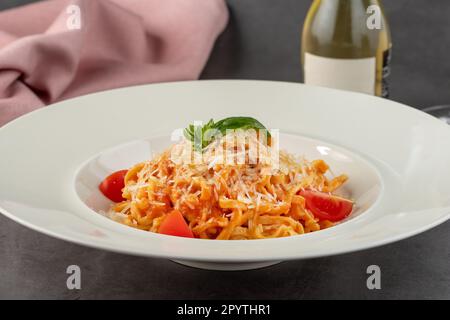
[[302, 0, 392, 97]]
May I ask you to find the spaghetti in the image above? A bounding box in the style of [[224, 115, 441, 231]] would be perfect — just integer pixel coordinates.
[[107, 129, 351, 240]]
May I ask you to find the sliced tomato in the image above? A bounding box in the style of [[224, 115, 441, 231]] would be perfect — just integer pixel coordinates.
[[298, 190, 353, 222], [159, 210, 194, 238], [99, 170, 128, 203]]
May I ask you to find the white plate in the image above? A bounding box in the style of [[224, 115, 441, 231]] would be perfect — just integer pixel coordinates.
[[1, 80, 450, 271]]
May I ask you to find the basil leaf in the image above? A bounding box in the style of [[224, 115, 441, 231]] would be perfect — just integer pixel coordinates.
[[184, 117, 270, 151], [213, 117, 270, 137]]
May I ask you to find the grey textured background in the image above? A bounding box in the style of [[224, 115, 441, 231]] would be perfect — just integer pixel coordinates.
[[1, 0, 450, 299]]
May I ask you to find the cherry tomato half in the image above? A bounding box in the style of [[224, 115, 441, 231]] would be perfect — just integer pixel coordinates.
[[299, 190, 353, 222], [159, 210, 194, 238], [98, 169, 128, 203]]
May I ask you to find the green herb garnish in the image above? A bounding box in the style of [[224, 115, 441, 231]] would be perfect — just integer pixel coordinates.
[[184, 117, 270, 151]]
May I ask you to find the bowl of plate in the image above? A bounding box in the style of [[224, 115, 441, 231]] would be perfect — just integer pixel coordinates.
[[1, 80, 449, 270]]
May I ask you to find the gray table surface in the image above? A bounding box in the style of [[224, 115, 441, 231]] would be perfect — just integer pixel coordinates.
[[1, 0, 449, 300]]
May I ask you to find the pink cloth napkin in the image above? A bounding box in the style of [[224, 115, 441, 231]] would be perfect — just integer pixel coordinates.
[[0, 0, 228, 126]]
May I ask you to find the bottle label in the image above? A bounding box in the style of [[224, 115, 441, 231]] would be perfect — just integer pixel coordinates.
[[304, 53, 376, 95], [381, 48, 392, 98]]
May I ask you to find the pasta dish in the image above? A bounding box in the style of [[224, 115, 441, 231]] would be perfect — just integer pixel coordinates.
[[99, 117, 353, 240]]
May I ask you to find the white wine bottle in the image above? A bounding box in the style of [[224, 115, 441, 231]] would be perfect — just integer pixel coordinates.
[[302, 0, 392, 97]]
